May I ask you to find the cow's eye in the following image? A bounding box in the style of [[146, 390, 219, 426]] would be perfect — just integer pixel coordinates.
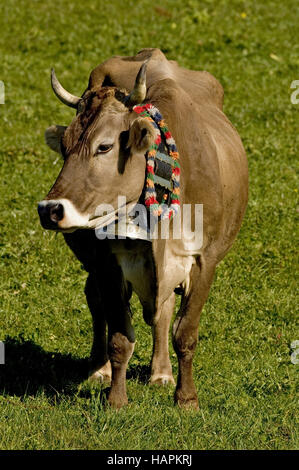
[[96, 144, 113, 154]]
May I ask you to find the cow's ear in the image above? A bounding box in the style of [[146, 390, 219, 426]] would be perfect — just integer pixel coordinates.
[[45, 125, 67, 154], [127, 117, 156, 153]]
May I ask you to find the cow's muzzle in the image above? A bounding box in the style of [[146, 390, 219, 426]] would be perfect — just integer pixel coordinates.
[[37, 198, 90, 231], [38, 200, 64, 230]]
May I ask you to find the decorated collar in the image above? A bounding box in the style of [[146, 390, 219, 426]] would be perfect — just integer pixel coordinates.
[[133, 103, 180, 221]]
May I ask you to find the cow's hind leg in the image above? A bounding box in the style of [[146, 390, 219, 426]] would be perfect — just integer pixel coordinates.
[[85, 274, 112, 384], [150, 293, 175, 385], [173, 258, 215, 409]]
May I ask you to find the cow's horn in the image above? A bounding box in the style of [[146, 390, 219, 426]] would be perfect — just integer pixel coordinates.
[[51, 68, 81, 109], [126, 60, 148, 106]]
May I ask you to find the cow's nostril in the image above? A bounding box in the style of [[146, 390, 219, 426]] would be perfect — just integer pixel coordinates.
[[49, 203, 64, 223], [37, 201, 65, 229]]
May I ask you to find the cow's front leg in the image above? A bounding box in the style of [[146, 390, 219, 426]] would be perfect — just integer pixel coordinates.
[[85, 274, 111, 384], [107, 302, 135, 409], [150, 293, 175, 385], [172, 259, 215, 409]]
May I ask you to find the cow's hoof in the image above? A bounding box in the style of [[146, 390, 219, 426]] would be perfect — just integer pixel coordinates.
[[175, 391, 199, 410], [108, 392, 128, 409], [88, 370, 111, 385], [88, 362, 112, 385], [177, 398, 199, 410], [150, 374, 175, 386]]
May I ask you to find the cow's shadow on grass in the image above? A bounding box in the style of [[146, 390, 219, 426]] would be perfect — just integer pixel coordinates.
[[0, 336, 151, 401], [0, 336, 88, 399]]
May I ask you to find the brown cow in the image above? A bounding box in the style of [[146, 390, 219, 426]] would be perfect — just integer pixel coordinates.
[[38, 48, 248, 409]]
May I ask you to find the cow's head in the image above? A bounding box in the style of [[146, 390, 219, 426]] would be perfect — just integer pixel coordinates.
[[38, 62, 155, 232]]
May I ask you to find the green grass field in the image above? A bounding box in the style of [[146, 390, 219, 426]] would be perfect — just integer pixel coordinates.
[[0, 0, 298, 450]]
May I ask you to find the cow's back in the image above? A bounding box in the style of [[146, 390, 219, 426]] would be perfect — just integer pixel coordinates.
[[88, 48, 223, 110]]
